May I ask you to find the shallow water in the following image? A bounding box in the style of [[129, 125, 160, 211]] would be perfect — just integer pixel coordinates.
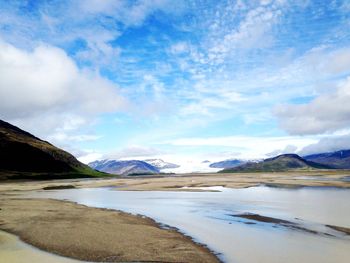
[[31, 186, 350, 263], [0, 230, 83, 263]]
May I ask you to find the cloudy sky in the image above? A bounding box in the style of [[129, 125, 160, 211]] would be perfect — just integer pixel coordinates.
[[1, 0, 350, 168]]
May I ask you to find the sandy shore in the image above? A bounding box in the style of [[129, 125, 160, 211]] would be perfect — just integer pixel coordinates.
[[108, 171, 350, 191], [0, 170, 348, 193], [0, 230, 81, 263], [0, 197, 219, 263]]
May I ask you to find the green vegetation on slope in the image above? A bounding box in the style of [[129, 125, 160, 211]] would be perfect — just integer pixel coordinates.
[[220, 154, 333, 173]]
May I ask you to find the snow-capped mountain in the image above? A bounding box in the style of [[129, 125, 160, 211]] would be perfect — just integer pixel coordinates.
[[144, 159, 180, 170], [89, 160, 160, 176]]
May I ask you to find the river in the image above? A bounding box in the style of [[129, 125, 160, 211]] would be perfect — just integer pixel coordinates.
[[31, 186, 350, 263]]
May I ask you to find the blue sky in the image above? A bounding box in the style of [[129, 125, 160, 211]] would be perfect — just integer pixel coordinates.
[[1, 0, 350, 170]]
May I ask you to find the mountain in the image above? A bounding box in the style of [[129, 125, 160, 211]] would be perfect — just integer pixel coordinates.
[[209, 159, 245, 169], [0, 119, 105, 180], [144, 159, 180, 169], [220, 154, 333, 173], [303, 150, 350, 169], [89, 160, 160, 176]]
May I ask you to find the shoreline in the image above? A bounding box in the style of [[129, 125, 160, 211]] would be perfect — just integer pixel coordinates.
[[0, 197, 220, 263], [1, 171, 349, 193], [0, 230, 81, 263]]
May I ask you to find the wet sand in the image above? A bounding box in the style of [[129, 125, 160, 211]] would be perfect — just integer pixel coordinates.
[[0, 230, 80, 263], [0, 198, 219, 263]]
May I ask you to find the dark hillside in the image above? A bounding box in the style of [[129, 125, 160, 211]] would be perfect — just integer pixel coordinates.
[[0, 119, 107, 180]]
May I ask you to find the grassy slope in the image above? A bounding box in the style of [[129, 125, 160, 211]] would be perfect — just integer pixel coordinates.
[[0, 167, 111, 180], [220, 154, 332, 173]]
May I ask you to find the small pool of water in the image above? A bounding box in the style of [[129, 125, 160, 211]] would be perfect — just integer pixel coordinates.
[[31, 186, 350, 263]]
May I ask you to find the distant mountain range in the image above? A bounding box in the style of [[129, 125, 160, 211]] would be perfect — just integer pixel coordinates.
[[0, 119, 104, 180], [89, 160, 160, 176], [2, 117, 349, 179], [143, 159, 180, 169], [91, 150, 350, 175], [220, 154, 332, 173], [209, 159, 246, 169], [303, 150, 350, 169]]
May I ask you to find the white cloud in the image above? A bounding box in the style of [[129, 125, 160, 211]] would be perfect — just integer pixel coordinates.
[[275, 76, 350, 135], [180, 93, 245, 116], [177, 77, 247, 117], [161, 135, 317, 159], [48, 133, 102, 143], [78, 151, 104, 164], [142, 74, 165, 100], [74, 30, 122, 66], [323, 48, 350, 75], [0, 1, 188, 68], [0, 40, 125, 118], [299, 134, 350, 156], [0, 40, 126, 140], [76, 0, 186, 26], [260, 0, 273, 5], [296, 46, 350, 78], [106, 145, 165, 160], [77, 0, 124, 15], [266, 144, 298, 157], [9, 113, 91, 142], [169, 42, 189, 54], [180, 103, 212, 116], [204, 0, 285, 65]]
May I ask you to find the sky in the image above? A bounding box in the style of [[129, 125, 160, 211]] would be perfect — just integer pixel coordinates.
[[1, 0, 350, 171]]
